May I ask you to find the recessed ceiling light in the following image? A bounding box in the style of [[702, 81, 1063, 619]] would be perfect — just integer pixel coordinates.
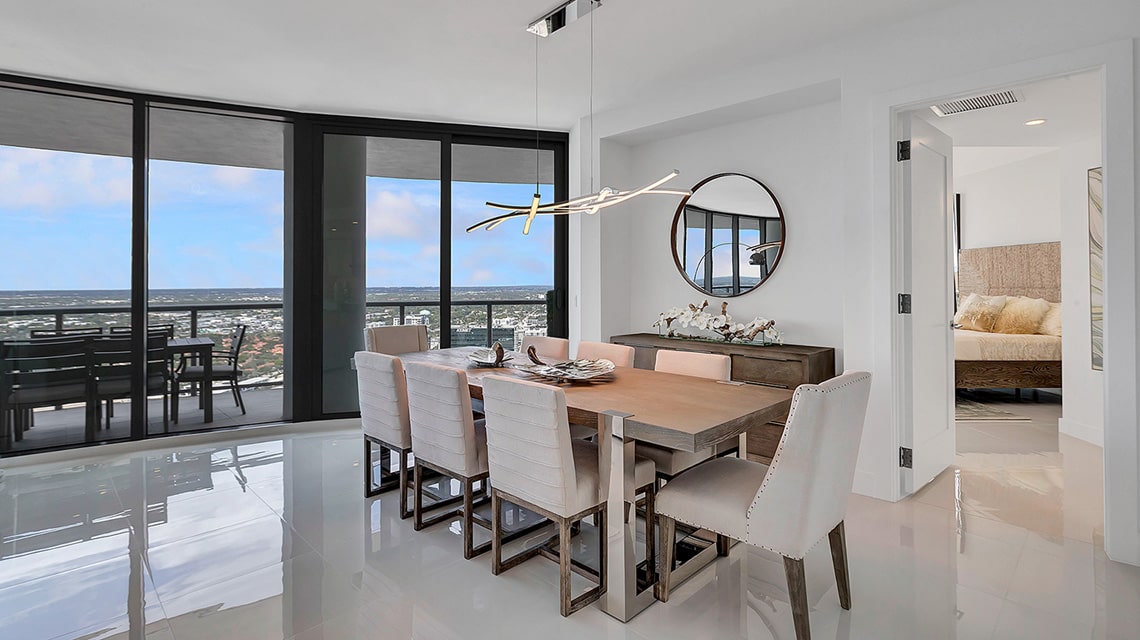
[[1025, 119, 1047, 126]]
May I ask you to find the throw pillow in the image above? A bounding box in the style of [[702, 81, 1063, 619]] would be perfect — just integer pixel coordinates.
[[954, 293, 1007, 332], [1039, 301, 1063, 336], [993, 296, 1051, 334]]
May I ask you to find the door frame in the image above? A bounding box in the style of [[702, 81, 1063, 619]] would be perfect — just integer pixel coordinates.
[[876, 40, 1138, 565]]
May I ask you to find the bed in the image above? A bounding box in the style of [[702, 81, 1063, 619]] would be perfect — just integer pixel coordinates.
[[955, 242, 1062, 389]]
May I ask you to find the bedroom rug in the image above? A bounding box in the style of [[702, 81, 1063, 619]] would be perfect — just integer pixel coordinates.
[[955, 398, 1032, 422]]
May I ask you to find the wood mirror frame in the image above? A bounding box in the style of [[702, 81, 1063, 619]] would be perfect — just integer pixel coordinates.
[[669, 172, 786, 298]]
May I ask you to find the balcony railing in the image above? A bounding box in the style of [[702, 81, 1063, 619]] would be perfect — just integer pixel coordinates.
[[1, 299, 549, 386]]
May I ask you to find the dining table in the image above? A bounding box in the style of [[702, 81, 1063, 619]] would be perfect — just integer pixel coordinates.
[[398, 346, 794, 622]]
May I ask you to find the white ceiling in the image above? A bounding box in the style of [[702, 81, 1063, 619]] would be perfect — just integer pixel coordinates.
[[913, 71, 1101, 148], [0, 0, 955, 131]]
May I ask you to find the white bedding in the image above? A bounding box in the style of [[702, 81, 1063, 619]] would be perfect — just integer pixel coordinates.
[[954, 329, 1062, 361]]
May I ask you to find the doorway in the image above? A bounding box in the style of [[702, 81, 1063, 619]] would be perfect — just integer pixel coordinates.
[[899, 71, 1107, 550]]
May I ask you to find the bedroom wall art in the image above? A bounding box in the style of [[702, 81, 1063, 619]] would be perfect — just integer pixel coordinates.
[[1088, 166, 1104, 371]]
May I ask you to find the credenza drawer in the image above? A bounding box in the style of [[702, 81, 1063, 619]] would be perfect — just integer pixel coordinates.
[[731, 355, 804, 388]]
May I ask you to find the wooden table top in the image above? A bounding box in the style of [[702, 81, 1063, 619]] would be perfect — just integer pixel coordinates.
[[398, 347, 794, 453]]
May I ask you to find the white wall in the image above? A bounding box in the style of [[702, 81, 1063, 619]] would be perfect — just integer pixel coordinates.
[[1058, 137, 1106, 444], [619, 102, 845, 364], [569, 0, 1140, 566], [956, 149, 1062, 250]]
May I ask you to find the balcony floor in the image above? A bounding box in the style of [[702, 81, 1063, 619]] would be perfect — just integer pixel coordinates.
[[3, 386, 284, 454]]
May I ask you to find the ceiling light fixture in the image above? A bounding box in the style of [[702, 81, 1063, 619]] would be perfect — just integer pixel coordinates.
[[1025, 118, 1047, 126], [467, 0, 689, 235]]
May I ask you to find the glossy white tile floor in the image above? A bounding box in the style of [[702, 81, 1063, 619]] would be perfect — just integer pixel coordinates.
[[2, 404, 1139, 640]]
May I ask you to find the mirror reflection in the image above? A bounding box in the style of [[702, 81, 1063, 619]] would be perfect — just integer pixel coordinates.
[[671, 173, 785, 297]]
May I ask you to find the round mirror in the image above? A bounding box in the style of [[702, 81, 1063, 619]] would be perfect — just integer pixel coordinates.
[[670, 173, 785, 297]]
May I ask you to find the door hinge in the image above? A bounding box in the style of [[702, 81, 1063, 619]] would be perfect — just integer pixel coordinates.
[[897, 140, 911, 162], [899, 447, 913, 469], [898, 293, 912, 314]]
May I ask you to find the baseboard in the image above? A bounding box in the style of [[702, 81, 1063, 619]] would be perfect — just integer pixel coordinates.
[[1058, 417, 1104, 447]]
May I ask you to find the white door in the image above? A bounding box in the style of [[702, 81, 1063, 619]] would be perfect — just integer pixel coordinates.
[[898, 114, 955, 494]]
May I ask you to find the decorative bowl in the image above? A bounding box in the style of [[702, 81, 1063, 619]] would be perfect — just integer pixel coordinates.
[[517, 358, 616, 382]]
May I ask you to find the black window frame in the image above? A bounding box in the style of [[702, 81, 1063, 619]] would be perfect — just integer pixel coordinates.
[[0, 72, 569, 452]]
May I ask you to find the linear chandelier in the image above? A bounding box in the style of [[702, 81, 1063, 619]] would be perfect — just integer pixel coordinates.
[[467, 170, 690, 233], [467, 0, 690, 235]]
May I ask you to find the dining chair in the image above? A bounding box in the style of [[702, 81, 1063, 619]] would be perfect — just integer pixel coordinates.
[[521, 335, 569, 360], [481, 375, 659, 616], [0, 337, 92, 443], [403, 360, 492, 559], [364, 324, 429, 355], [575, 340, 635, 368], [91, 333, 170, 431], [354, 350, 415, 518], [171, 324, 247, 422], [638, 350, 736, 482], [654, 371, 872, 640]]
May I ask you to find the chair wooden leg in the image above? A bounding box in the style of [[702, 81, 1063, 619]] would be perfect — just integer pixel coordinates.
[[398, 450, 411, 520], [643, 484, 656, 585], [491, 490, 504, 575], [463, 478, 476, 559], [828, 521, 851, 610], [413, 462, 425, 531], [559, 517, 574, 617], [655, 514, 676, 602], [783, 556, 811, 640], [717, 534, 731, 557]]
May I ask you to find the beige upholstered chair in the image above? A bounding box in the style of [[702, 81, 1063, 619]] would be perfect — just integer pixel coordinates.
[[480, 375, 658, 616], [520, 335, 569, 360], [575, 340, 635, 368], [655, 371, 873, 640], [638, 350, 736, 480], [354, 351, 414, 518], [364, 324, 429, 355], [403, 360, 491, 559]]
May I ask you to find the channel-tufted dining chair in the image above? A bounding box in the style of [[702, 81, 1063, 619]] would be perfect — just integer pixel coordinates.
[[654, 371, 872, 640], [354, 351, 415, 518], [520, 335, 569, 360], [480, 374, 659, 616], [364, 324, 429, 355], [575, 340, 635, 368], [638, 350, 737, 482], [403, 360, 493, 559]]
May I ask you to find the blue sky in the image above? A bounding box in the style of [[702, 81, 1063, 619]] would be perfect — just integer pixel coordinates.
[[0, 145, 554, 290]]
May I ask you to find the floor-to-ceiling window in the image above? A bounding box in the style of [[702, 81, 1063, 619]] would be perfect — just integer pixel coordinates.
[[0, 85, 135, 452], [147, 106, 289, 434], [0, 74, 567, 453], [319, 131, 566, 415]]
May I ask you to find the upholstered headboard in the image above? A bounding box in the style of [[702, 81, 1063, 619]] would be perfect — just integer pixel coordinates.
[[958, 241, 1061, 303]]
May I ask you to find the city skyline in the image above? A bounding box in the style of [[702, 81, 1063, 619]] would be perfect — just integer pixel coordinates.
[[0, 145, 555, 292]]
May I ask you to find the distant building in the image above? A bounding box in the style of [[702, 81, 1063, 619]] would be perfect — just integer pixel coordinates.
[[450, 327, 515, 350], [398, 310, 431, 326]]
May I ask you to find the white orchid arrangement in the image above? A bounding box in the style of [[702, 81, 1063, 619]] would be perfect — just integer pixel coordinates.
[[653, 300, 782, 344]]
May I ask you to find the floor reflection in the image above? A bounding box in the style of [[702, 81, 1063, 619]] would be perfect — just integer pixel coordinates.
[[0, 406, 1138, 640]]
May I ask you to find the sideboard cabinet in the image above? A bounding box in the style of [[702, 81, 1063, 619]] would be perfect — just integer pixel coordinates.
[[609, 333, 836, 463]]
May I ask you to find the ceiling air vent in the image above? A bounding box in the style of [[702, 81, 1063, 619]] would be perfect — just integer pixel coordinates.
[[930, 90, 1019, 117]]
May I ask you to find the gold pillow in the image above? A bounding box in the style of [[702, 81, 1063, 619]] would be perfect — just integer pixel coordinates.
[[1039, 301, 1062, 336], [953, 293, 1007, 332], [993, 296, 1051, 334]]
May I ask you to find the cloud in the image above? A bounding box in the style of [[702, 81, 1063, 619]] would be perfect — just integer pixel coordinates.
[[0, 146, 132, 214], [366, 189, 437, 241], [213, 166, 258, 188]]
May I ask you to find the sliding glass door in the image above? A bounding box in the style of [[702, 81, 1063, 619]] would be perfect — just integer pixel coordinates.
[[147, 106, 289, 434], [0, 85, 135, 452], [319, 133, 565, 415]]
